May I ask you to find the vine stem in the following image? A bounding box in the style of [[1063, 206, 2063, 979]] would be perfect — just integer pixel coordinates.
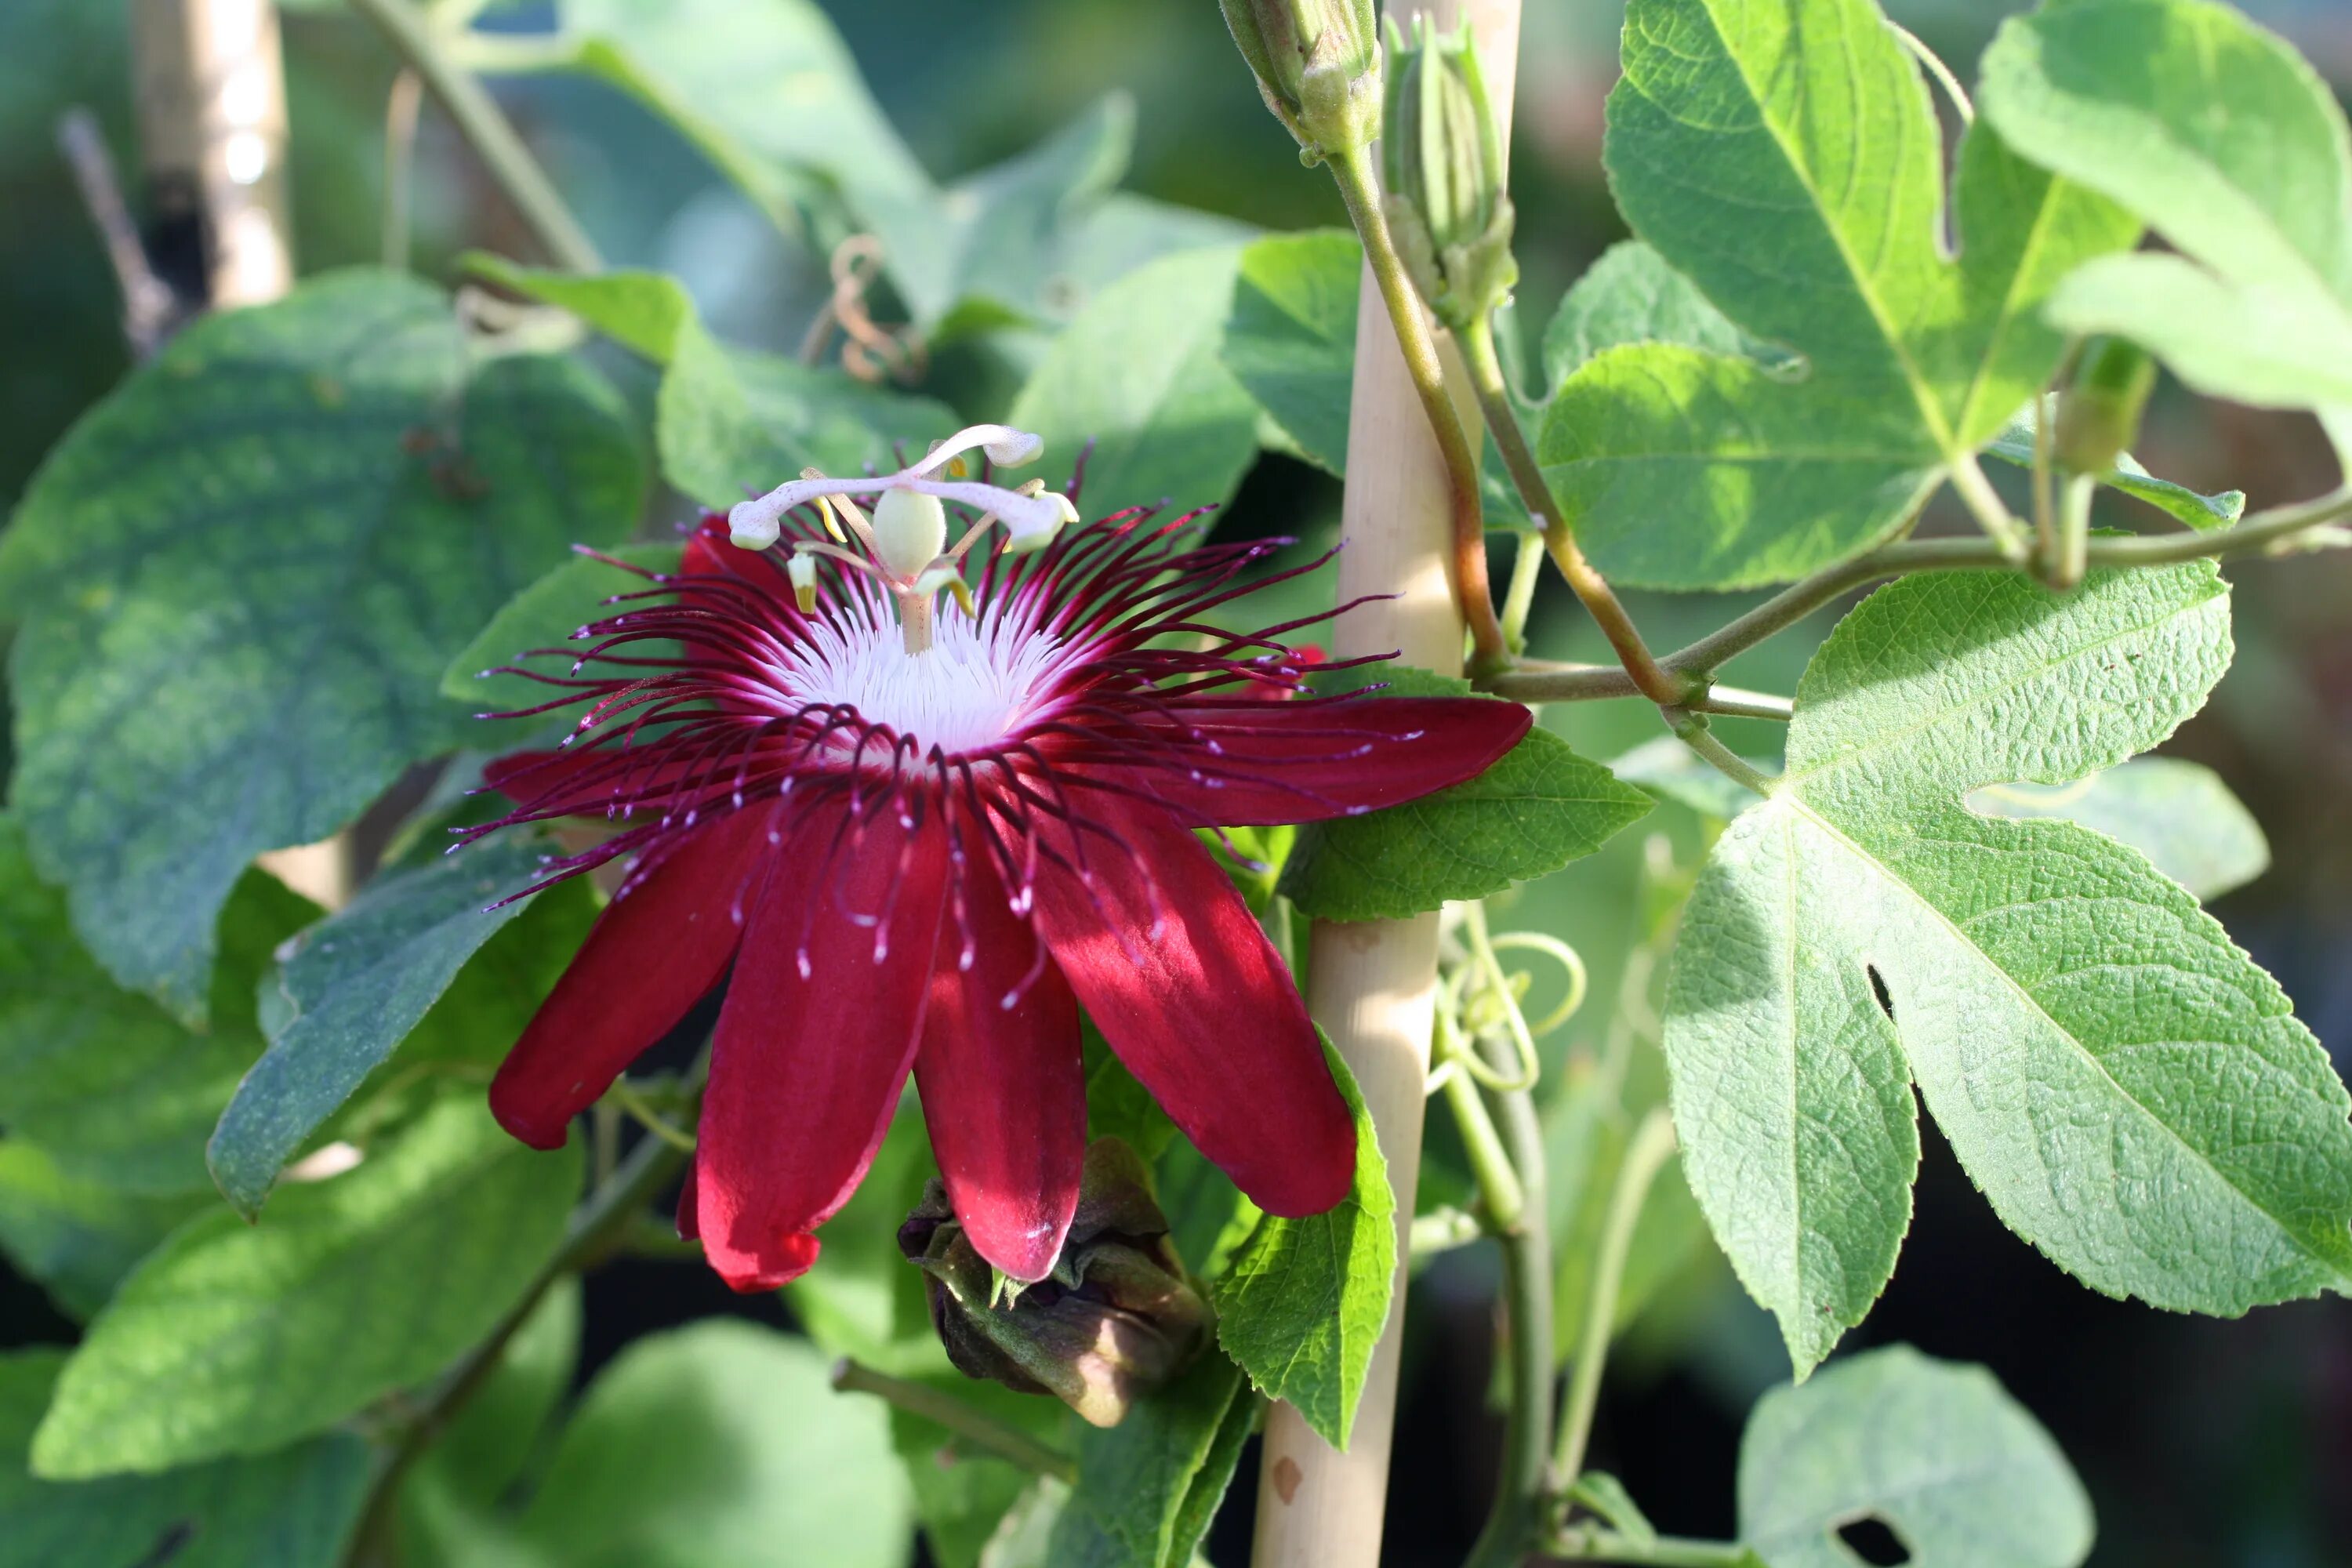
[[1496, 484, 2352, 708], [1552, 1108, 1678, 1491], [832, 1360, 1078, 1482], [1323, 142, 1512, 676], [1459, 1024, 1555, 1566], [343, 1125, 691, 1566], [1458, 314, 1689, 706], [343, 0, 603, 273]]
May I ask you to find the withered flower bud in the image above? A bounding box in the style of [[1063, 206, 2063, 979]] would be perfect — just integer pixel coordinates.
[[898, 1139, 1208, 1428]]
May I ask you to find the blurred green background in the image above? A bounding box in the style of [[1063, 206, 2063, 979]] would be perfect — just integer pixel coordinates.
[[2, 2, 2348, 1563]]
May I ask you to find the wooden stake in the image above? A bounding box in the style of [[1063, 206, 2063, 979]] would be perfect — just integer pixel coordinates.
[[1250, 3, 1521, 1564]]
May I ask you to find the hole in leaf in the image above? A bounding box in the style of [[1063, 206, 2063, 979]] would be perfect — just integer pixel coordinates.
[[1836, 1515, 1911, 1566], [1865, 964, 1896, 1021]]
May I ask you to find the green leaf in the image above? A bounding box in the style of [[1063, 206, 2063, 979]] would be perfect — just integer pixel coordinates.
[[32, 1094, 580, 1477], [396, 1279, 585, 1566], [1541, 240, 1798, 388], [1737, 1345, 2093, 1568], [444, 542, 684, 712], [1, 1348, 371, 1568], [1279, 669, 1652, 922], [1031, 1351, 1250, 1568], [1537, 0, 2138, 588], [1214, 228, 1532, 527], [0, 270, 641, 1018], [0, 817, 318, 1194], [1220, 230, 1363, 474], [889, 1379, 1071, 1568], [503, 1321, 913, 1568], [1663, 564, 2352, 1374], [1010, 245, 1262, 520], [1969, 757, 2270, 904], [1979, 0, 2352, 416], [546, 0, 931, 252], [526, 5, 1227, 335], [466, 258, 954, 510], [786, 1094, 939, 1372], [1984, 407, 2245, 533], [0, 1143, 205, 1319], [1543, 242, 2238, 539], [1214, 1037, 1393, 1450], [1608, 735, 1767, 823], [208, 833, 586, 1217]]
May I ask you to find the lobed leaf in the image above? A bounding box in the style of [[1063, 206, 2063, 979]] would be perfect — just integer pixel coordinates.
[[1664, 564, 2352, 1373], [1969, 756, 2269, 903], [1980, 0, 2352, 417], [1537, 0, 2139, 589], [1737, 1346, 2093, 1568]]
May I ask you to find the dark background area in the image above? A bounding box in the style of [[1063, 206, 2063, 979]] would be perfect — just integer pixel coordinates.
[[3, 2, 2349, 1563]]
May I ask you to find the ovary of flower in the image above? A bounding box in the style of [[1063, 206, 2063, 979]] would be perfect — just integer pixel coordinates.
[[726, 423, 1068, 557]]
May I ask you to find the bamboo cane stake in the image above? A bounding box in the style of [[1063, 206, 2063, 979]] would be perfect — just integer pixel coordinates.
[[1250, 3, 1521, 1564]]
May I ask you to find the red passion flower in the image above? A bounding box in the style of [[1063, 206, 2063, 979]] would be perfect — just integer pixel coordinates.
[[471, 426, 1530, 1292]]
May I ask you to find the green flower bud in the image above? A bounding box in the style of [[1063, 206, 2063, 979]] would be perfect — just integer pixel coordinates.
[[2055, 336, 2158, 477], [898, 1139, 1209, 1428], [1381, 16, 1518, 331], [1220, 0, 1382, 162]]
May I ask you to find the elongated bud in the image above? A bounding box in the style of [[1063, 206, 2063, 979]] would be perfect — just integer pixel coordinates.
[[786, 550, 819, 612], [1381, 16, 1517, 331], [898, 1139, 1208, 1428], [870, 487, 947, 581], [2055, 337, 2158, 476], [1221, 0, 1381, 162]]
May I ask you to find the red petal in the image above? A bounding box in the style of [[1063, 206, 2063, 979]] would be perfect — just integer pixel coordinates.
[[695, 801, 951, 1292], [488, 811, 764, 1149], [915, 850, 1084, 1283], [1137, 696, 1530, 826], [1027, 795, 1353, 1216]]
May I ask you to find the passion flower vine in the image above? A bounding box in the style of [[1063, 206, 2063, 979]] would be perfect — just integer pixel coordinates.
[[470, 425, 1530, 1293]]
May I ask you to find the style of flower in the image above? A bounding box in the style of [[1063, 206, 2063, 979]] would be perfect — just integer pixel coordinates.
[[473, 426, 1530, 1292]]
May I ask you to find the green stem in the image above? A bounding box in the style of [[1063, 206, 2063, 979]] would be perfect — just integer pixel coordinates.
[[1551, 1109, 1678, 1494], [1947, 452, 2032, 562], [1551, 1527, 1757, 1566], [1663, 710, 1777, 798], [1500, 528, 1544, 655], [2052, 470, 2096, 591], [1460, 314, 1688, 706], [832, 1360, 1079, 1482], [1323, 143, 1510, 673], [344, 0, 604, 273], [1410, 1205, 1486, 1258], [1484, 665, 1792, 720], [343, 1126, 692, 1566], [1439, 1009, 1526, 1229]]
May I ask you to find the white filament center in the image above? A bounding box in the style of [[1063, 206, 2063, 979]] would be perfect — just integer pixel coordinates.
[[783, 604, 1065, 755]]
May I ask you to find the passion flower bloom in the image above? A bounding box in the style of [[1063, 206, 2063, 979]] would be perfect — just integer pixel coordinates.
[[472, 426, 1530, 1292]]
